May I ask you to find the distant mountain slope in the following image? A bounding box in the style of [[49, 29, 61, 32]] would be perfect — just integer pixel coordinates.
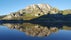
[[1, 4, 71, 20]]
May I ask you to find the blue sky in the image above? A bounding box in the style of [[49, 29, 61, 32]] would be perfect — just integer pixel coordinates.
[[0, 0, 71, 15]]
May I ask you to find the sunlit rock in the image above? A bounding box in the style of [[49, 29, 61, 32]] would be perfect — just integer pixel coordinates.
[[2, 4, 59, 20]]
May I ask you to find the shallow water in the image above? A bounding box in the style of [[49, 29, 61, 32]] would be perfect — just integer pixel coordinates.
[[0, 23, 71, 40]]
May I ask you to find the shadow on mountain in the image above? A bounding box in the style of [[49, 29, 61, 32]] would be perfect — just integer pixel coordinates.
[[29, 13, 71, 28], [30, 13, 71, 22]]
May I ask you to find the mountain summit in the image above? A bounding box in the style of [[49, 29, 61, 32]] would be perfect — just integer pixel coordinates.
[[19, 4, 58, 16], [24, 4, 51, 15], [2, 4, 59, 20]]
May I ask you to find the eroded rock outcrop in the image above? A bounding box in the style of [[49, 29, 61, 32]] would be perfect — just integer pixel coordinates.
[[2, 4, 59, 20]]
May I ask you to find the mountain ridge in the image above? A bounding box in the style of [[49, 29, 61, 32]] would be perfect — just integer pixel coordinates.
[[0, 4, 71, 20]]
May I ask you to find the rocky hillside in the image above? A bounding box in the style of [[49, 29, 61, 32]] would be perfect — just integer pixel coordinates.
[[2, 4, 59, 20], [61, 9, 71, 15]]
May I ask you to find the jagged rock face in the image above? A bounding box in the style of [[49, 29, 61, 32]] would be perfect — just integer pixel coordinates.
[[3, 12, 24, 20], [23, 4, 52, 16], [21, 4, 58, 16], [2, 4, 59, 20]]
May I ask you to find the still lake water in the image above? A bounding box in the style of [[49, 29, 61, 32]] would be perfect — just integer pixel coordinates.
[[0, 22, 71, 40]]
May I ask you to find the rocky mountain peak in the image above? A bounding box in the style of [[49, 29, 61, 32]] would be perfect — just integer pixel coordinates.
[[25, 4, 52, 16], [2, 4, 59, 20], [26, 4, 51, 10]]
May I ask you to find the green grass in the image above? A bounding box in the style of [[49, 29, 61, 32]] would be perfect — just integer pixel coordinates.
[[22, 13, 38, 20]]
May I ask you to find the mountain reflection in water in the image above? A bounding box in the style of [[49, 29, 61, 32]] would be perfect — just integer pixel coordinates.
[[1, 22, 71, 37]]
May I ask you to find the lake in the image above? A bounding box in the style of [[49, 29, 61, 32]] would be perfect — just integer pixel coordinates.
[[0, 22, 71, 40]]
